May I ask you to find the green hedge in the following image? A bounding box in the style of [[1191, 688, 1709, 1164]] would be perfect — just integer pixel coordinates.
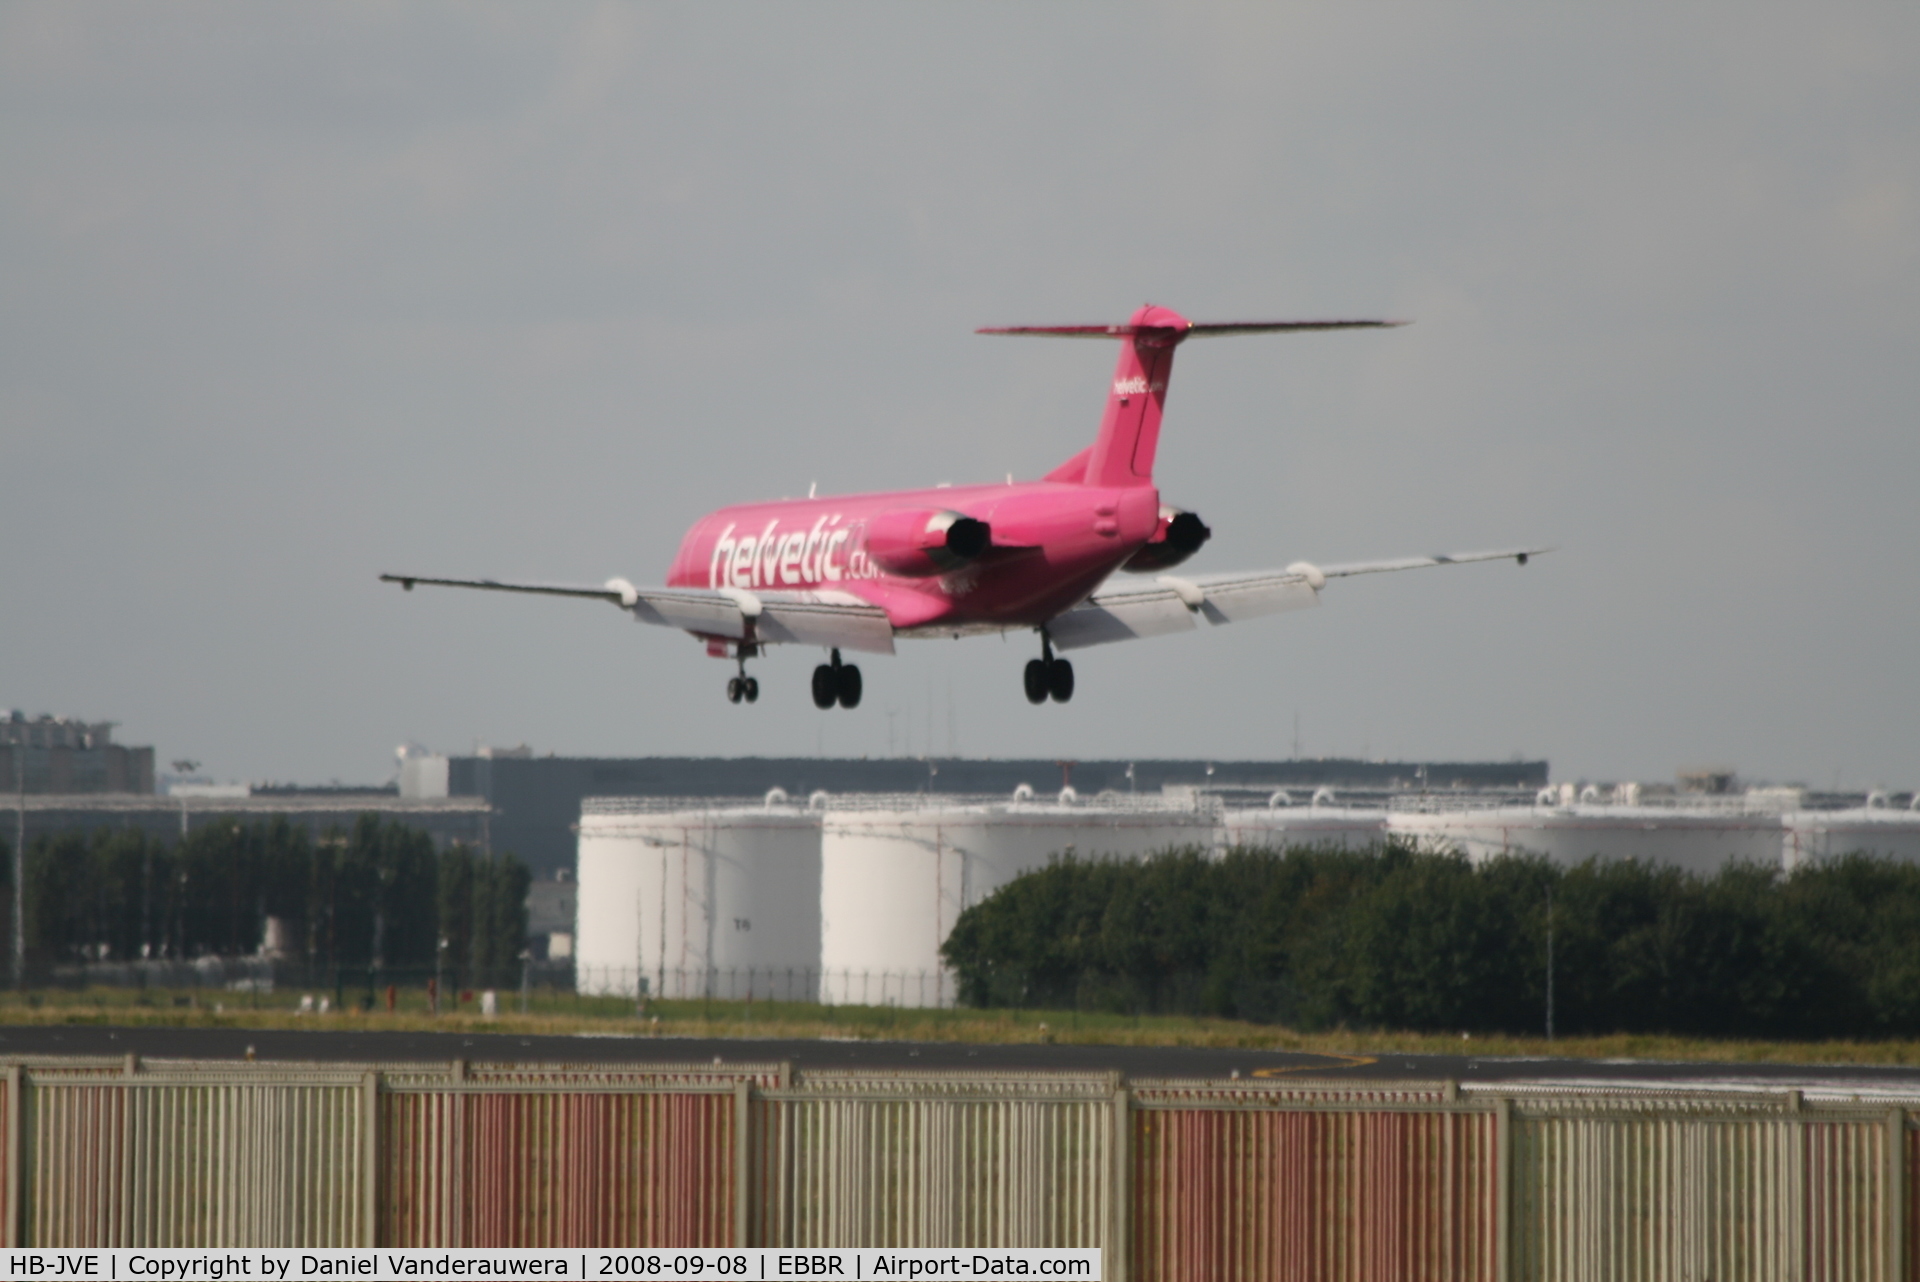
[[940, 844, 1920, 1038]]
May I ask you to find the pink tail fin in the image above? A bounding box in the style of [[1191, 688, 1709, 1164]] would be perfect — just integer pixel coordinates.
[[980, 306, 1405, 487], [994, 304, 1190, 487], [1084, 305, 1187, 486]]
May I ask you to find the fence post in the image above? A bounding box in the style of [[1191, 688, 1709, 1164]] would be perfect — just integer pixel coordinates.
[[1495, 1095, 1513, 1282], [361, 1070, 380, 1247], [1891, 1106, 1907, 1282], [734, 1079, 752, 1247], [4, 1063, 19, 1248], [1109, 1083, 1131, 1282]]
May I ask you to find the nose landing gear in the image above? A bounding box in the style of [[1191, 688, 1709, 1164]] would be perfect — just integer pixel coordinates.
[[1024, 632, 1074, 704], [812, 649, 862, 710]]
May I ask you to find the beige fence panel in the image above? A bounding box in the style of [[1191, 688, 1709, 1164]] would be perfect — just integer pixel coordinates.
[[1907, 1117, 1918, 1282], [23, 1076, 365, 1246], [752, 1093, 1112, 1249], [1512, 1108, 1891, 1282]]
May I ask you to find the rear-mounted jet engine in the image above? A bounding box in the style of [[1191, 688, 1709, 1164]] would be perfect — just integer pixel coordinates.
[[1121, 507, 1211, 573], [862, 509, 992, 576]]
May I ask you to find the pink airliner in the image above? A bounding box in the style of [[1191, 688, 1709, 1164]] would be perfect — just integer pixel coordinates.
[[384, 305, 1544, 709]]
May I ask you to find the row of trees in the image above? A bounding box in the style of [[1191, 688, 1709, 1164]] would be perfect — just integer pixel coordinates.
[[0, 817, 529, 987], [940, 844, 1920, 1039]]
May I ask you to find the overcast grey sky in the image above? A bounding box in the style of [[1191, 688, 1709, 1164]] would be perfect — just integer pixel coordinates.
[[3, 3, 1915, 789]]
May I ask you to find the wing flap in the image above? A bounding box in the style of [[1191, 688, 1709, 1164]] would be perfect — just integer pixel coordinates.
[[628, 591, 754, 639], [1045, 585, 1198, 649], [755, 594, 896, 654], [1177, 573, 1321, 625], [1051, 572, 1318, 650]]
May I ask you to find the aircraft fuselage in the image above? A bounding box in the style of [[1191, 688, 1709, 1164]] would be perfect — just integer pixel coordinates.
[[667, 481, 1163, 634]]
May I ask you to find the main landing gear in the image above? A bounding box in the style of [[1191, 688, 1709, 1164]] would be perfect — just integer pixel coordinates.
[[726, 648, 759, 704], [812, 649, 863, 710], [1024, 632, 1074, 705]]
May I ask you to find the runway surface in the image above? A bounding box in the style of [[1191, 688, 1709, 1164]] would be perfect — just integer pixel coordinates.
[[4, 1025, 1920, 1094]]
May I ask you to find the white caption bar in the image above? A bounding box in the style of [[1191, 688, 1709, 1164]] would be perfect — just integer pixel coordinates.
[[0, 1249, 1102, 1281]]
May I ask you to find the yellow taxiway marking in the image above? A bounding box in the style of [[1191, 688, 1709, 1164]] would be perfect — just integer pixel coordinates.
[[1251, 1053, 1377, 1077]]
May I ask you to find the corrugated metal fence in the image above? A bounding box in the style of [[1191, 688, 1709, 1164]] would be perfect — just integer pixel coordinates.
[[2, 1057, 1914, 1280]]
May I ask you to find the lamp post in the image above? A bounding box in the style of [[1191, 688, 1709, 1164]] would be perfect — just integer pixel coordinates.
[[13, 751, 23, 991], [1545, 883, 1555, 1042], [171, 761, 198, 843]]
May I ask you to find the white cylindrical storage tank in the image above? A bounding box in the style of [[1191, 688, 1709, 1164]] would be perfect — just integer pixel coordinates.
[[1783, 809, 1920, 871], [1222, 807, 1388, 851], [576, 799, 822, 1001], [1387, 804, 1787, 874], [819, 798, 1218, 1009]]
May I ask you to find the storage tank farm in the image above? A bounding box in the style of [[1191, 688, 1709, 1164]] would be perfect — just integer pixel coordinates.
[[1783, 793, 1920, 869], [818, 790, 1220, 1007], [1391, 798, 1784, 874], [1390, 784, 1920, 872], [573, 782, 1920, 1009], [575, 797, 823, 1001], [575, 788, 1224, 1009], [1219, 787, 1388, 851]]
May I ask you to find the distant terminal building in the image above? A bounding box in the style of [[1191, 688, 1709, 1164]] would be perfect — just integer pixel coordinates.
[[414, 750, 1548, 878], [1, 724, 490, 852], [6, 791, 491, 853], [0, 711, 154, 795]]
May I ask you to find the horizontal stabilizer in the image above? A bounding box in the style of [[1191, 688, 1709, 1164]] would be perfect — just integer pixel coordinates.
[[990, 306, 1406, 487], [977, 319, 1405, 338]]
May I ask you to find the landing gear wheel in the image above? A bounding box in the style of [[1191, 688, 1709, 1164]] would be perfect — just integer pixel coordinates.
[[811, 665, 838, 709], [1047, 658, 1074, 703], [836, 664, 863, 709], [742, 676, 759, 703], [1023, 659, 1049, 704], [726, 677, 744, 704]]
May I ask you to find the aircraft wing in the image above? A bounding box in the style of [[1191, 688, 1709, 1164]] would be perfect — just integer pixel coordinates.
[[378, 574, 896, 654], [1046, 547, 1546, 650]]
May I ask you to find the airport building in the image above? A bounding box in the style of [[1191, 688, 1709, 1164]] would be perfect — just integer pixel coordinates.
[[574, 782, 1920, 1008], [0, 711, 154, 795], [2, 716, 492, 852], [6, 790, 492, 852]]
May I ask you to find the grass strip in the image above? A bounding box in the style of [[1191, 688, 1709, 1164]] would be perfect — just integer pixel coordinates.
[[1, 989, 1919, 1067]]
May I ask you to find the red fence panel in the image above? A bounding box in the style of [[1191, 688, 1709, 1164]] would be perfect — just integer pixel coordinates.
[[1133, 1107, 1498, 1282], [381, 1090, 735, 1247]]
